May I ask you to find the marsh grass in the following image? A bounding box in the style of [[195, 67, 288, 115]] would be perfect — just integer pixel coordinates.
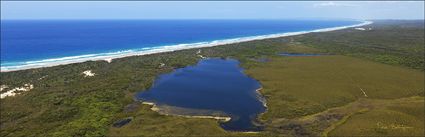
[[328, 97, 424, 136]]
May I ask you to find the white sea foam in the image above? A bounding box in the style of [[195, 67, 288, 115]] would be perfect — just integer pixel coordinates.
[[1, 21, 373, 72]]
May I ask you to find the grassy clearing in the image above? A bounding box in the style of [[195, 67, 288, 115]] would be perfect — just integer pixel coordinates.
[[246, 55, 423, 120], [328, 97, 424, 136], [242, 48, 423, 136]]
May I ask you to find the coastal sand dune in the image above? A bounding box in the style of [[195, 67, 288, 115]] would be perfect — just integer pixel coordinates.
[[0, 84, 34, 99]]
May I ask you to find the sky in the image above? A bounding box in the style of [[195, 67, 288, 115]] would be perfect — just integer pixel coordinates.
[[1, 1, 424, 20]]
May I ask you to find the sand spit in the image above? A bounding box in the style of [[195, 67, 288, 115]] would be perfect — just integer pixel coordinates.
[[0, 84, 34, 99], [1, 21, 373, 72], [141, 101, 231, 122]]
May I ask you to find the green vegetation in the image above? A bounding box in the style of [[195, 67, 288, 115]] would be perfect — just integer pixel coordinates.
[[295, 20, 425, 70], [1, 20, 423, 136], [329, 97, 424, 136], [247, 55, 423, 120], [108, 103, 232, 136], [244, 53, 423, 136]]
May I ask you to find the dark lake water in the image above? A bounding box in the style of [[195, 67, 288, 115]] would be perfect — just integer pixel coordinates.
[[136, 58, 266, 131]]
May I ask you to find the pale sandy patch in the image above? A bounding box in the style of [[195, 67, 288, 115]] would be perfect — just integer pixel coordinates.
[[355, 27, 366, 31], [0, 85, 8, 92], [104, 58, 113, 63], [159, 63, 165, 68], [82, 70, 96, 77], [1, 84, 34, 99], [141, 101, 231, 122]]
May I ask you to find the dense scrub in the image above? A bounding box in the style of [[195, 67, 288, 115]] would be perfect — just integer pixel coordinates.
[[295, 20, 425, 70]]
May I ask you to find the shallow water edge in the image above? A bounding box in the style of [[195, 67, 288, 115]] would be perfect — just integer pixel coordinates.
[[141, 101, 232, 122]]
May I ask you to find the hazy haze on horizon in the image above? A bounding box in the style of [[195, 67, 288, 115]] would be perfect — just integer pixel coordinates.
[[1, 1, 424, 20]]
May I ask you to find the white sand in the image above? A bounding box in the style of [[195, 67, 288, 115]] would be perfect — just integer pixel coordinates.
[[141, 101, 232, 122], [196, 49, 207, 59], [82, 70, 95, 77], [178, 115, 231, 122], [159, 63, 165, 68], [197, 55, 206, 59], [354, 27, 366, 31], [104, 58, 113, 63], [0, 85, 8, 92], [355, 27, 372, 31], [142, 102, 155, 105], [1, 84, 34, 99]]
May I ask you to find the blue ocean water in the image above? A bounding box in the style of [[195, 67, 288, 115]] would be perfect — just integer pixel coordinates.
[[1, 20, 361, 70], [137, 58, 265, 131]]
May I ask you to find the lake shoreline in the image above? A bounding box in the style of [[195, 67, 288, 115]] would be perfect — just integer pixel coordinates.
[[141, 101, 266, 134], [1, 21, 372, 72], [138, 88, 269, 132], [141, 101, 232, 122]]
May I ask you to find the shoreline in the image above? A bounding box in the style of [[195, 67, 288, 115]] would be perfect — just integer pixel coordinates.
[[255, 87, 268, 108], [1, 21, 372, 72], [143, 100, 262, 134], [141, 101, 232, 122]]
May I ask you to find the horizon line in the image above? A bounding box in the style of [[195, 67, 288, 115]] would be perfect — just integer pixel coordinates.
[[1, 18, 424, 21]]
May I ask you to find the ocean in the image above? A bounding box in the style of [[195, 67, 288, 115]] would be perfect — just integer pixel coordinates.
[[1, 20, 367, 71]]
